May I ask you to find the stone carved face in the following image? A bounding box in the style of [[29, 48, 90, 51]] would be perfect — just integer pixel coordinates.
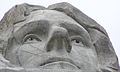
[[0, 2, 119, 72], [4, 10, 98, 72]]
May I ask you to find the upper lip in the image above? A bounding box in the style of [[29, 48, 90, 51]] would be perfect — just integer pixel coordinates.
[[40, 57, 80, 69]]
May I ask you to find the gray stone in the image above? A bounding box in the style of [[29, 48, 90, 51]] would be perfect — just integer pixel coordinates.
[[0, 2, 119, 72]]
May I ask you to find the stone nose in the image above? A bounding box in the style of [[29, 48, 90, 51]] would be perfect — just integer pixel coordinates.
[[45, 26, 72, 53]]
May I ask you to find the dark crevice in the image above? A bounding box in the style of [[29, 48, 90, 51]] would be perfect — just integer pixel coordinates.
[[13, 19, 26, 25]]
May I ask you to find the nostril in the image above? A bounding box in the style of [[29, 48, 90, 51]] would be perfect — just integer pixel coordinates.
[[45, 37, 55, 52], [47, 48, 51, 52], [64, 38, 72, 53]]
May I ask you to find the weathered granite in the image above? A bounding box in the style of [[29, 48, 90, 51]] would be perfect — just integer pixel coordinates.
[[0, 2, 119, 72]]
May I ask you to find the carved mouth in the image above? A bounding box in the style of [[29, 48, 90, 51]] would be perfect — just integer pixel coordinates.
[[40, 57, 80, 69]]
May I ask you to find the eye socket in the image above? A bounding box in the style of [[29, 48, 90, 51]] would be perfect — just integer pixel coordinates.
[[71, 36, 84, 47], [23, 34, 41, 43]]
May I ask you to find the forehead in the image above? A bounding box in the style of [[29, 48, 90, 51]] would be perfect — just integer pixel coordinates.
[[26, 10, 78, 24], [14, 10, 87, 33]]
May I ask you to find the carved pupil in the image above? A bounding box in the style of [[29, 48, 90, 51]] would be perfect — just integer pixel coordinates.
[[29, 37, 33, 41], [75, 40, 80, 43]]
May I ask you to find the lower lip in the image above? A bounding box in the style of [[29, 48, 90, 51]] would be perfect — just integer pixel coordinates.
[[40, 61, 79, 70]]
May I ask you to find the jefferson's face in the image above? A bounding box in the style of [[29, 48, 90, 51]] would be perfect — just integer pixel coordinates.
[[5, 10, 98, 72]]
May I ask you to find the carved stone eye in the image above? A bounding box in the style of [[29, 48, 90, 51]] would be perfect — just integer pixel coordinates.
[[25, 37, 37, 42], [71, 36, 84, 47], [74, 39, 80, 43], [23, 34, 41, 43]]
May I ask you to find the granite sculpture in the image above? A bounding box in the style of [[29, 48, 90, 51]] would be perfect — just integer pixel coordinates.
[[0, 2, 119, 72]]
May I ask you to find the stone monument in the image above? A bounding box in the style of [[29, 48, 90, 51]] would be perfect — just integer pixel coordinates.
[[0, 2, 119, 72]]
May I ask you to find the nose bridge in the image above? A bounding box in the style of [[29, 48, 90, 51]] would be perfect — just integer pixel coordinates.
[[46, 26, 71, 53], [51, 26, 68, 38]]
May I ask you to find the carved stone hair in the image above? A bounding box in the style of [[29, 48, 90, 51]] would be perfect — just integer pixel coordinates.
[[0, 2, 119, 72]]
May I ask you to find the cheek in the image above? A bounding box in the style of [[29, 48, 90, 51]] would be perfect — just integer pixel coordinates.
[[70, 46, 97, 70], [71, 46, 91, 58], [17, 43, 45, 66]]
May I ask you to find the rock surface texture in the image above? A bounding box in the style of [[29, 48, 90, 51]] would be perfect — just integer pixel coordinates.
[[0, 2, 119, 72]]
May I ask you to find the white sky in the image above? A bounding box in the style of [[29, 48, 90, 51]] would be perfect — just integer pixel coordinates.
[[0, 0, 120, 65]]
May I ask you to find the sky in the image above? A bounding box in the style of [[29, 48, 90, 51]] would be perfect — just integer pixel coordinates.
[[0, 0, 120, 65]]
